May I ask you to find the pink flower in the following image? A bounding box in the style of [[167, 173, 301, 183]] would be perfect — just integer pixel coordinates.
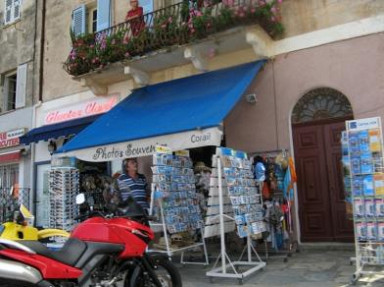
[[271, 15, 276, 22], [168, 17, 173, 23], [271, 6, 277, 14], [277, 0, 283, 3], [223, 0, 234, 7], [124, 52, 130, 57]]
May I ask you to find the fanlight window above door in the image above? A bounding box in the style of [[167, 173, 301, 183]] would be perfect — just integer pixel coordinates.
[[291, 88, 353, 124]]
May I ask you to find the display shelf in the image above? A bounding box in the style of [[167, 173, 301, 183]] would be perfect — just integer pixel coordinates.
[[249, 150, 299, 263], [149, 147, 209, 265], [48, 167, 79, 232], [346, 117, 384, 284], [205, 149, 266, 283]]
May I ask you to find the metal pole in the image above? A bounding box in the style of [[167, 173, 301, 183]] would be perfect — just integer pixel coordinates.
[[217, 156, 226, 273]]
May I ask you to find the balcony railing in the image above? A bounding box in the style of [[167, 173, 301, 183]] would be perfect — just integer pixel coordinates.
[[64, 0, 284, 77]]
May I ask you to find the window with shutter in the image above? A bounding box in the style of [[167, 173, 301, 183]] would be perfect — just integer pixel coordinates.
[[15, 63, 27, 109], [5, 0, 13, 24], [2, 72, 17, 112], [72, 5, 86, 37], [13, 0, 20, 21], [96, 0, 110, 32]]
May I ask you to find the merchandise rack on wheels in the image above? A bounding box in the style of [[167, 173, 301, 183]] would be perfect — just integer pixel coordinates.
[[346, 117, 384, 284], [205, 149, 266, 285], [249, 150, 299, 263]]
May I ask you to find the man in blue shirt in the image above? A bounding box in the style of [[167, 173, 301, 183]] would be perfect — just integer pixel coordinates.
[[117, 158, 149, 211]]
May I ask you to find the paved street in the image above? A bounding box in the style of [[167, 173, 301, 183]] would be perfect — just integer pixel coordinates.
[[174, 245, 384, 287]]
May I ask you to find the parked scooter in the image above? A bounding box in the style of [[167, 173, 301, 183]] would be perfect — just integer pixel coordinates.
[[0, 193, 182, 287], [0, 204, 69, 241]]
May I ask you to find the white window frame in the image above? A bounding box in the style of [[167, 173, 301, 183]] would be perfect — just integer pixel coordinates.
[[4, 0, 21, 25]]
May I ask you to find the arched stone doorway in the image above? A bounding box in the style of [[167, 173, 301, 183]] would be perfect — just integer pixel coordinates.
[[291, 88, 354, 242]]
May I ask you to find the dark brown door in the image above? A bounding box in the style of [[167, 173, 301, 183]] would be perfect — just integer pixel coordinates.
[[293, 118, 354, 242]]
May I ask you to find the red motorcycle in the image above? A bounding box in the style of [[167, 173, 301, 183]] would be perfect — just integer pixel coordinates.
[[0, 194, 182, 287]]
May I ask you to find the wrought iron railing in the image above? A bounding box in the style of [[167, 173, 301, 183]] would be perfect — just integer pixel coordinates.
[[64, 0, 283, 76]]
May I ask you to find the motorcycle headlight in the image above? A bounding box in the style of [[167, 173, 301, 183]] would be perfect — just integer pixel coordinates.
[[0, 225, 4, 236]]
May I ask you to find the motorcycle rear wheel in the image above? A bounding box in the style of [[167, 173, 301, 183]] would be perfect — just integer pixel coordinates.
[[127, 257, 182, 287]]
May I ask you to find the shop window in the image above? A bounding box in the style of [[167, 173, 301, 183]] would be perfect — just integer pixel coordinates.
[[0, 163, 19, 223], [291, 87, 353, 124], [4, 0, 21, 25], [72, 0, 111, 36]]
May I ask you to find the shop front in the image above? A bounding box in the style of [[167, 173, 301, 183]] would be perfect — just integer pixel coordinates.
[[0, 108, 32, 223], [20, 92, 120, 227]]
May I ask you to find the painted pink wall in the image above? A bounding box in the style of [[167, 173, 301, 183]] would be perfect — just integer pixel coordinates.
[[225, 33, 384, 153]]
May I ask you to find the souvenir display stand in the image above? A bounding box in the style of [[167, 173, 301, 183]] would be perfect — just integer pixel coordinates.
[[346, 117, 384, 284], [48, 167, 79, 231], [250, 150, 298, 262], [149, 147, 209, 265], [205, 148, 266, 284]]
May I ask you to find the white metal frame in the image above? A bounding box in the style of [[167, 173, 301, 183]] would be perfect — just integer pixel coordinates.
[[149, 197, 209, 265], [205, 156, 266, 284], [346, 117, 384, 284]]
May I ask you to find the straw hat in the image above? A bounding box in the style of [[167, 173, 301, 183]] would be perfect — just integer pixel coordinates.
[[194, 161, 211, 173], [275, 153, 288, 169]]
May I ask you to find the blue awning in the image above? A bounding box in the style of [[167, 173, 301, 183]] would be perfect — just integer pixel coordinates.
[[56, 61, 265, 161], [20, 114, 102, 145]]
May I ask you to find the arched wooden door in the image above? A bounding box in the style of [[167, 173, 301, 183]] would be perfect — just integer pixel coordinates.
[[292, 88, 354, 242]]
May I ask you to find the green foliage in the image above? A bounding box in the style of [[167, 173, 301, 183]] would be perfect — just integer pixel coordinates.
[[64, 1, 285, 76]]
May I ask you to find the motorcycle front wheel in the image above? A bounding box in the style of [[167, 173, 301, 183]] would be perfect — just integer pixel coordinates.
[[127, 257, 182, 287]]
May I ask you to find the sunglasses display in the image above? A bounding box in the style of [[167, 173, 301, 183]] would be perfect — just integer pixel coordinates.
[[48, 167, 80, 232]]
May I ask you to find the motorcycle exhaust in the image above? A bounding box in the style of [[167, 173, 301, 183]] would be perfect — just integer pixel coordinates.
[[0, 258, 43, 284]]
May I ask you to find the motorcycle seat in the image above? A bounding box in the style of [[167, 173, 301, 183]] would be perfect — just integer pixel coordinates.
[[18, 239, 125, 268], [18, 238, 87, 267]]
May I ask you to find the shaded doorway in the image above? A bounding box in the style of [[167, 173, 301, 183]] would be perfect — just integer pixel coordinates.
[[292, 88, 354, 242]]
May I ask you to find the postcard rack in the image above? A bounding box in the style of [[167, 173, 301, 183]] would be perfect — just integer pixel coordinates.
[[149, 147, 209, 265], [205, 148, 266, 284], [345, 117, 384, 284]]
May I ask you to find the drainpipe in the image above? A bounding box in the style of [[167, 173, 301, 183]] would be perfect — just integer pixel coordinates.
[[38, 0, 46, 102], [30, 0, 46, 214], [29, 100, 41, 215]]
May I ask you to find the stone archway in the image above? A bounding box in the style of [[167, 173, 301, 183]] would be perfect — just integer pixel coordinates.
[[291, 88, 354, 242]]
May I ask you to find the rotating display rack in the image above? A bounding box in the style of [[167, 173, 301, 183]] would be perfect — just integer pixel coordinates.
[[205, 147, 266, 284], [346, 117, 384, 284], [149, 147, 208, 265]]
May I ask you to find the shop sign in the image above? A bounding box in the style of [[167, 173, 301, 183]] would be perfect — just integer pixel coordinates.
[[58, 127, 223, 162], [0, 128, 26, 149], [44, 94, 119, 125], [347, 117, 381, 131]]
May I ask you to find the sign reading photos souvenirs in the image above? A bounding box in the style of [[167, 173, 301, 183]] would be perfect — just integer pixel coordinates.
[[216, 147, 265, 238], [151, 147, 203, 234]]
